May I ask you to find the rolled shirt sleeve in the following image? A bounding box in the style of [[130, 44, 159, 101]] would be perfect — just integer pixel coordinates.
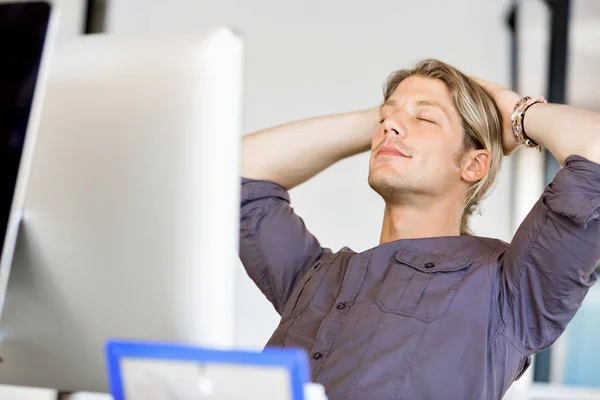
[[239, 177, 331, 314], [501, 155, 600, 354]]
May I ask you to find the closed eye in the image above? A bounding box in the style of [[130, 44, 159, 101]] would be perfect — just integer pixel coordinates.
[[417, 117, 436, 124]]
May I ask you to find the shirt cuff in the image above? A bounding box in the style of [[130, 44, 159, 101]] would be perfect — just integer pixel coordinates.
[[241, 177, 291, 205], [544, 155, 600, 228]]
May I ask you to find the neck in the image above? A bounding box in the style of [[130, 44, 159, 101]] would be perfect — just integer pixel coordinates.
[[379, 195, 464, 244]]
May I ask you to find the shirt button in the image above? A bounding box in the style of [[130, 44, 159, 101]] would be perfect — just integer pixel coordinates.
[[336, 302, 347, 310], [313, 261, 322, 270], [424, 262, 436, 269], [312, 352, 323, 360]]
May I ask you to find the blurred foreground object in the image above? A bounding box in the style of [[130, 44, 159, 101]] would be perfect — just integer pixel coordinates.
[[0, 28, 244, 393]]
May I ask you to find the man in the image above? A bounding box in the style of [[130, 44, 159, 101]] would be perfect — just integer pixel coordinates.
[[239, 59, 600, 399]]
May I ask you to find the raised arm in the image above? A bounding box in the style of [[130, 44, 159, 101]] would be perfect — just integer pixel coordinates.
[[239, 108, 378, 313], [475, 77, 600, 353], [472, 76, 600, 163], [521, 103, 600, 165], [242, 108, 378, 190]]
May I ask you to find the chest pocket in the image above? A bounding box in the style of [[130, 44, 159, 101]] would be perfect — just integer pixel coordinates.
[[376, 248, 472, 322]]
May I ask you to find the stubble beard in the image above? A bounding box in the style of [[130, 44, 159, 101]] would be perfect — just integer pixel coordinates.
[[368, 171, 416, 203]]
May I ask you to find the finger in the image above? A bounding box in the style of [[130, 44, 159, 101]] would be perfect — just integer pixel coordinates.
[[470, 76, 502, 95]]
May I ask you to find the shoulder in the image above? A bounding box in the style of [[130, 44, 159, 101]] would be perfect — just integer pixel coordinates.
[[472, 236, 509, 269], [474, 236, 509, 253]]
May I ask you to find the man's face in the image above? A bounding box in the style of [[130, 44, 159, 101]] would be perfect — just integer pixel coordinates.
[[368, 76, 467, 203]]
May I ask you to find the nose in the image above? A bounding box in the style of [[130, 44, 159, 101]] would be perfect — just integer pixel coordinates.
[[382, 116, 406, 138]]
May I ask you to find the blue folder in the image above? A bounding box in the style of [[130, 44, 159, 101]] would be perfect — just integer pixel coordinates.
[[105, 340, 310, 400]]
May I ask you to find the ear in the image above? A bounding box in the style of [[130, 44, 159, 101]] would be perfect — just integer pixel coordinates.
[[461, 149, 491, 183]]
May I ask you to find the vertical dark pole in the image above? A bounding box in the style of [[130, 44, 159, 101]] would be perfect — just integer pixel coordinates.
[[83, 0, 107, 34], [534, 0, 571, 384], [544, 0, 571, 185], [507, 0, 519, 92], [545, 0, 571, 104]]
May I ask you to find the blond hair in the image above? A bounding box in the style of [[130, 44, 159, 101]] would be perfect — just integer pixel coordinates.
[[383, 59, 504, 235]]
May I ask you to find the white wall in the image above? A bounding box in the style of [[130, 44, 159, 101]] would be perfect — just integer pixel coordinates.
[[107, 0, 514, 349], [54, 0, 87, 43]]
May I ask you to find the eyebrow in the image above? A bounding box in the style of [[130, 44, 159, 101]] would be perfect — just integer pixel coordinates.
[[381, 99, 396, 109]]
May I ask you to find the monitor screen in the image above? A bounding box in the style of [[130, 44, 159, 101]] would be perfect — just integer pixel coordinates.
[[0, 2, 51, 261]]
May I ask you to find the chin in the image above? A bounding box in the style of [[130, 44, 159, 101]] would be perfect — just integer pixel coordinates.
[[368, 171, 409, 201]]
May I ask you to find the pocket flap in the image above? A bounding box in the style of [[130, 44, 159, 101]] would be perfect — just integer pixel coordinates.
[[395, 248, 473, 273]]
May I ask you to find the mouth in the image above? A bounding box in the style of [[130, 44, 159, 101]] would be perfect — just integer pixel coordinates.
[[376, 145, 411, 158]]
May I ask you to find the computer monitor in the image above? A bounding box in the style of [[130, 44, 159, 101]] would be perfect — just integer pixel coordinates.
[[0, 29, 244, 393], [0, 1, 56, 316]]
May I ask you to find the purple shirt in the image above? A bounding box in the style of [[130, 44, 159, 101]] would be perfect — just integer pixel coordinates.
[[238, 155, 600, 400]]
